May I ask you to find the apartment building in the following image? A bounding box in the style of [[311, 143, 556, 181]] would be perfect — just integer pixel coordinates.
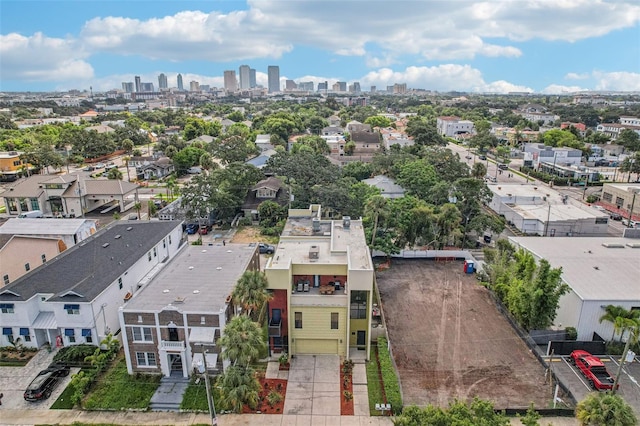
[[436, 116, 475, 138], [265, 205, 374, 361], [120, 243, 260, 377]]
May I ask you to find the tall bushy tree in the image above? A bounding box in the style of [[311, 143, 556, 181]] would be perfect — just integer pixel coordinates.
[[575, 392, 637, 426]]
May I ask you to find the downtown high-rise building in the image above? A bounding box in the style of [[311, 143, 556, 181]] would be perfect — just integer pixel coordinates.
[[285, 79, 297, 91], [190, 81, 200, 92], [122, 82, 134, 93], [249, 68, 256, 88], [298, 81, 314, 92], [224, 70, 238, 92], [177, 74, 184, 91], [267, 65, 280, 93], [158, 73, 168, 90], [140, 82, 154, 92], [238, 65, 251, 90], [134, 76, 142, 93], [317, 81, 328, 92]]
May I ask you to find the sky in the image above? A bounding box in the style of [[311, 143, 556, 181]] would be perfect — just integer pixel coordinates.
[[1, 0, 640, 94]]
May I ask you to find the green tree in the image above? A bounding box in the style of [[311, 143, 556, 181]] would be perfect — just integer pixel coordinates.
[[258, 200, 286, 228], [231, 270, 272, 321], [393, 398, 510, 426], [106, 167, 123, 180], [618, 129, 640, 152], [364, 115, 392, 129], [471, 162, 487, 179], [364, 195, 389, 247], [541, 129, 581, 149], [406, 120, 446, 146], [575, 392, 637, 426], [620, 152, 640, 182], [216, 365, 261, 413], [218, 315, 266, 367], [226, 110, 244, 122], [394, 159, 438, 200], [213, 134, 259, 164], [342, 161, 373, 181], [293, 135, 330, 155], [599, 305, 630, 342]]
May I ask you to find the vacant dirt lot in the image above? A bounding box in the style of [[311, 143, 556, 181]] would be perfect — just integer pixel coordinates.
[[377, 259, 549, 409]]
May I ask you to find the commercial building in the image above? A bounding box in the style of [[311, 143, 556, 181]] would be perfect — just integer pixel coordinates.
[[599, 184, 640, 223], [265, 205, 374, 361], [121, 82, 134, 93], [189, 81, 200, 92], [120, 243, 259, 377], [249, 68, 257, 89], [134, 76, 141, 93], [224, 70, 237, 92], [488, 184, 609, 236], [157, 73, 168, 90], [238, 65, 251, 90], [0, 222, 183, 349], [436, 116, 475, 138], [508, 236, 640, 341], [177, 74, 184, 91], [268, 66, 280, 93]]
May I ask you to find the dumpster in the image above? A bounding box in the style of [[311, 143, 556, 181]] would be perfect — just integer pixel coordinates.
[[464, 260, 475, 274]]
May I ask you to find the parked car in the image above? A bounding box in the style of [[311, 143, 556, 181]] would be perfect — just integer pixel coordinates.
[[94, 162, 106, 169], [18, 210, 44, 218], [24, 364, 70, 401], [83, 166, 96, 172], [479, 155, 487, 160], [465, 155, 472, 160], [570, 350, 617, 391], [258, 243, 275, 254], [186, 223, 199, 234], [610, 213, 623, 221], [498, 164, 509, 170], [198, 225, 210, 235], [187, 167, 202, 174]]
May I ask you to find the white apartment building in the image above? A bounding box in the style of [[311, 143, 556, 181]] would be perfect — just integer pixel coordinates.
[[436, 116, 475, 138]]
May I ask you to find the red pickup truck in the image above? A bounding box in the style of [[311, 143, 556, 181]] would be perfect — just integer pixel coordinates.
[[570, 350, 618, 391]]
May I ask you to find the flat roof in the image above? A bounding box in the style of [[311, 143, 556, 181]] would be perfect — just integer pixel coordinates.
[[512, 203, 605, 221], [603, 183, 640, 193], [490, 184, 561, 200], [269, 216, 372, 271], [509, 237, 640, 301], [0, 218, 96, 235], [124, 243, 257, 313]]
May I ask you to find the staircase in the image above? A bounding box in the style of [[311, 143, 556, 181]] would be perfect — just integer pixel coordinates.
[[149, 375, 190, 412]]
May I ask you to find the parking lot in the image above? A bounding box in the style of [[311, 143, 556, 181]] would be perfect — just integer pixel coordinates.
[[377, 260, 550, 409], [0, 349, 77, 410], [550, 354, 640, 416]]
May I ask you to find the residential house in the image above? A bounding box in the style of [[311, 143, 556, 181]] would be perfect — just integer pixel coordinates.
[[136, 157, 175, 180], [85, 125, 116, 134], [0, 221, 183, 349], [1, 174, 139, 218], [436, 116, 475, 138], [363, 175, 406, 199], [119, 243, 260, 377], [255, 134, 274, 152], [0, 218, 97, 248], [321, 126, 345, 137], [241, 177, 288, 222], [265, 205, 375, 361], [380, 127, 414, 150], [596, 122, 640, 141], [345, 121, 371, 134], [246, 149, 278, 169], [515, 105, 558, 126], [186, 135, 215, 145], [0, 235, 65, 287], [350, 131, 380, 154], [328, 115, 341, 127], [0, 151, 32, 182]]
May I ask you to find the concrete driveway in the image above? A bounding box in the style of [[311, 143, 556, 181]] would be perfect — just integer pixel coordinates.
[[0, 348, 76, 410], [283, 355, 340, 416]]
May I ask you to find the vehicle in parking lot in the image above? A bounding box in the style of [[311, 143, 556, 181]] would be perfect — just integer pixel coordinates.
[[186, 223, 199, 234], [479, 155, 487, 160], [570, 350, 617, 391], [83, 166, 96, 172], [94, 162, 106, 169], [198, 225, 210, 235], [258, 243, 275, 254], [465, 155, 472, 160], [24, 364, 70, 401], [498, 164, 509, 170], [610, 213, 623, 221]]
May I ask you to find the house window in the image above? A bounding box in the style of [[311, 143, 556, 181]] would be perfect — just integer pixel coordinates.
[[24, 263, 30, 272], [200, 316, 206, 325], [2, 327, 13, 341], [30, 198, 39, 210], [136, 352, 157, 367], [20, 328, 31, 342], [118, 277, 123, 289], [163, 239, 166, 248], [331, 312, 339, 330], [64, 304, 80, 315], [169, 235, 172, 244], [153, 247, 157, 257], [132, 327, 153, 342], [19, 198, 28, 210], [294, 312, 302, 329], [65, 328, 76, 343], [41, 254, 46, 263], [137, 315, 143, 323], [82, 329, 92, 343], [350, 291, 368, 319], [2, 274, 8, 285], [148, 252, 152, 261], [616, 197, 624, 207]]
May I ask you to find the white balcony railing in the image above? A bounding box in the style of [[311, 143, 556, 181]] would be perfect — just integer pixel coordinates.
[[160, 340, 185, 350]]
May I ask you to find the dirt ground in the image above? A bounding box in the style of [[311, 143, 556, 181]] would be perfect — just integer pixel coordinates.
[[376, 259, 550, 409], [230, 226, 263, 243]]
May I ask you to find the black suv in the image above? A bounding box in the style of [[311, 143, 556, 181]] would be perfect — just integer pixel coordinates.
[[24, 364, 70, 401]]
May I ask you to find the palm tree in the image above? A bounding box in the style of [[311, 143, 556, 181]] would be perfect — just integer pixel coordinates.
[[122, 156, 132, 182], [218, 315, 265, 367], [575, 392, 637, 426], [106, 167, 123, 180], [600, 305, 632, 342], [215, 365, 261, 412], [232, 270, 272, 321], [364, 195, 389, 247], [133, 202, 142, 220]]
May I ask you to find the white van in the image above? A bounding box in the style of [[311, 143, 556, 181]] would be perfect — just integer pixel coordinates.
[[18, 210, 44, 218]]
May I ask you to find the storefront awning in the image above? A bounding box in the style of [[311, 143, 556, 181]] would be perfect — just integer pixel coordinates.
[[32, 311, 57, 329]]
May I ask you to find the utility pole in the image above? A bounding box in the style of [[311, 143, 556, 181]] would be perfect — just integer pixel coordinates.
[[627, 189, 639, 228], [199, 345, 217, 425], [544, 203, 551, 236], [612, 335, 633, 394]]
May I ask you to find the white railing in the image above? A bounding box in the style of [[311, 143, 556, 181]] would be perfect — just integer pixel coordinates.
[[160, 340, 185, 350]]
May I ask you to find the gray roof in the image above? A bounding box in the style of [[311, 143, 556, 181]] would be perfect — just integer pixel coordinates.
[[0, 218, 96, 235], [124, 243, 257, 313], [2, 175, 46, 198], [83, 179, 139, 196], [0, 221, 182, 302], [509, 236, 640, 302]]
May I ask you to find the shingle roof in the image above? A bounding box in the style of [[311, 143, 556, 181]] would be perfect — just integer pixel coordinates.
[[2, 175, 47, 198], [84, 179, 139, 196], [0, 221, 181, 302]]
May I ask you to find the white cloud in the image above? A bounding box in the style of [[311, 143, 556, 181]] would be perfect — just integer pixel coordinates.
[[0, 32, 93, 82], [565, 72, 589, 80], [593, 71, 640, 91], [541, 84, 587, 94]]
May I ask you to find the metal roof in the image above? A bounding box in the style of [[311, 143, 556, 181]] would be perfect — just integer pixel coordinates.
[[0, 218, 96, 235]]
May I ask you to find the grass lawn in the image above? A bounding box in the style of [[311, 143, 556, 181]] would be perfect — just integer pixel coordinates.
[[366, 346, 385, 416], [180, 378, 209, 411], [0, 359, 30, 367], [50, 381, 76, 409], [83, 358, 161, 410]]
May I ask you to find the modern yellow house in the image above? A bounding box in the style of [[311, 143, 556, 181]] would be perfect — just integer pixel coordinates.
[[0, 151, 31, 181], [265, 205, 374, 361]]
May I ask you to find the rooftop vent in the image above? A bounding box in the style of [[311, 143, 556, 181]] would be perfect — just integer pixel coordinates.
[[626, 243, 640, 248], [102, 243, 110, 248], [342, 216, 351, 229], [174, 297, 185, 304], [312, 218, 321, 232], [602, 243, 625, 248], [126, 227, 133, 231], [114, 235, 121, 239], [309, 245, 319, 260]]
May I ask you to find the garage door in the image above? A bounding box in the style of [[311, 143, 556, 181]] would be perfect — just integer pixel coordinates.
[[296, 339, 339, 355]]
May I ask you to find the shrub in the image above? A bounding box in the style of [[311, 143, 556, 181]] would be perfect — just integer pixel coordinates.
[[565, 327, 577, 341], [343, 390, 353, 401], [267, 390, 283, 407], [377, 337, 402, 414], [238, 217, 253, 226], [54, 344, 99, 364]]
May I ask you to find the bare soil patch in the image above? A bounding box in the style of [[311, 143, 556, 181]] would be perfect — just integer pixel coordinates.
[[230, 227, 263, 244], [376, 259, 549, 409]]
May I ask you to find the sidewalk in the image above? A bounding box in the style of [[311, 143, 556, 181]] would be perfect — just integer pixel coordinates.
[[0, 410, 395, 425]]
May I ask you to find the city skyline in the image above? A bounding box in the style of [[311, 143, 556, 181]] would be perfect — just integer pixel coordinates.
[[1, 1, 639, 93]]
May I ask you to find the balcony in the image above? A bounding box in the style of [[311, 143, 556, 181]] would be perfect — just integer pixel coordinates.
[[159, 340, 185, 350], [268, 318, 281, 338]]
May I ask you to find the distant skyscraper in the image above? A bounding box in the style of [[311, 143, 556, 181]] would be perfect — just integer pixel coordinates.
[[122, 82, 134, 93], [134, 76, 141, 93], [190, 81, 200, 92], [370, 85, 376, 93], [317, 81, 328, 92], [351, 82, 361, 93], [238, 65, 250, 90], [158, 73, 168, 90], [177, 74, 184, 91], [298, 81, 314, 92], [224, 70, 238, 92], [267, 66, 280, 93], [285, 80, 297, 91], [249, 68, 257, 88]]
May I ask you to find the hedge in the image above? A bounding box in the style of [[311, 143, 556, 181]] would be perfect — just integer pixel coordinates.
[[377, 336, 402, 414]]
